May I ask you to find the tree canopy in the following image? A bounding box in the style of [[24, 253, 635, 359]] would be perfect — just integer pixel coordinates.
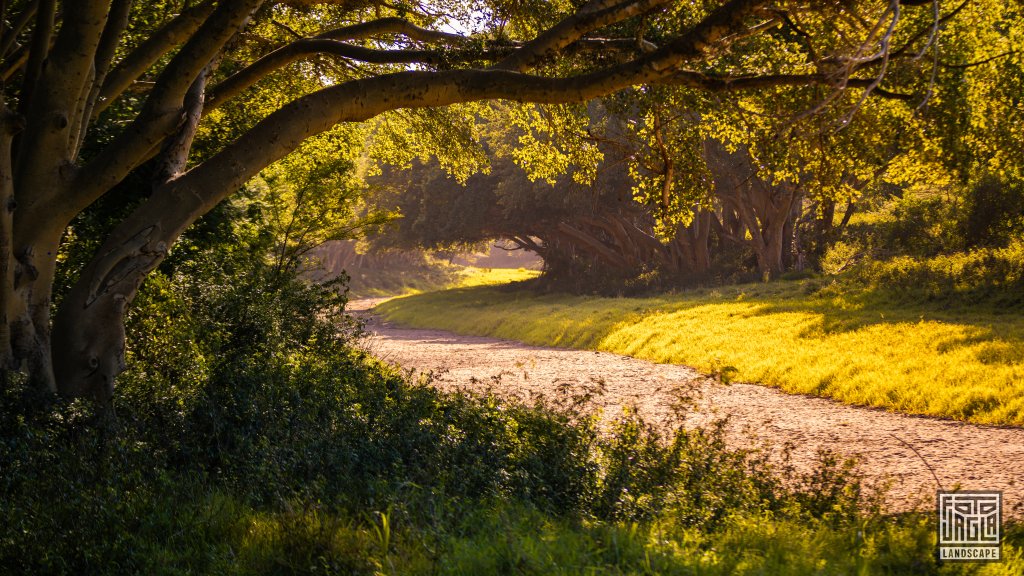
[[0, 0, 1017, 400]]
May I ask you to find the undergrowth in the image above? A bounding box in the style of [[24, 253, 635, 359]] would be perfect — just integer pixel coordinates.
[[3, 242, 1021, 574]]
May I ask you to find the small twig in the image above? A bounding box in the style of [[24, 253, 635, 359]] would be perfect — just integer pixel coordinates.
[[909, 0, 939, 61], [838, 0, 901, 128], [271, 19, 304, 40], [939, 50, 1016, 69], [890, 433, 944, 491]]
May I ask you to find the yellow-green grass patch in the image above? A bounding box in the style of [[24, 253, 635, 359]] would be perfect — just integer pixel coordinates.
[[455, 266, 541, 288], [351, 265, 539, 298], [376, 281, 1024, 426]]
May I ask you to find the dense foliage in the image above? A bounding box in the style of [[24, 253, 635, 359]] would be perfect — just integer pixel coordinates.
[[359, 0, 1024, 292]]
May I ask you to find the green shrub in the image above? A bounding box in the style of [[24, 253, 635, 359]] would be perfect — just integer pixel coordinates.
[[820, 240, 862, 275], [872, 194, 965, 257], [962, 175, 1024, 249], [844, 240, 1024, 307]]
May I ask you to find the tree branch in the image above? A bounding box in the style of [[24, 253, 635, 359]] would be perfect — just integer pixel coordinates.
[[317, 16, 471, 45], [0, 41, 27, 80], [940, 51, 1016, 69], [855, 0, 969, 64], [663, 71, 915, 100], [56, 0, 791, 385], [189, 0, 771, 209], [14, 0, 109, 220], [93, 1, 216, 117], [64, 0, 263, 228], [0, 0, 37, 57], [16, 0, 54, 118], [153, 61, 214, 187], [72, 0, 133, 157], [557, 221, 629, 267], [205, 40, 513, 109], [206, 34, 671, 112], [495, 0, 671, 72]]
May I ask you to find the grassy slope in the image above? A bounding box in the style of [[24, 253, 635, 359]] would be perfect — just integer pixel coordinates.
[[351, 265, 539, 298], [457, 266, 541, 287], [377, 280, 1024, 426]]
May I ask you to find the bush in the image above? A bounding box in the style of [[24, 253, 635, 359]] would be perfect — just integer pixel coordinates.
[[871, 194, 965, 257], [833, 176, 1024, 265], [962, 175, 1024, 248], [820, 240, 862, 275], [843, 240, 1024, 307]]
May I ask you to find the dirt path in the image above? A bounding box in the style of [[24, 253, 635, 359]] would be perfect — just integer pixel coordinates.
[[351, 299, 1024, 516]]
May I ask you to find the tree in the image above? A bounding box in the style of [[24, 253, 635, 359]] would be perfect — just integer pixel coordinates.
[[0, 0, 977, 400]]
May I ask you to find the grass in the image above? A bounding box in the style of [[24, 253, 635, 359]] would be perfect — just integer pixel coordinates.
[[457, 266, 541, 288], [377, 279, 1024, 426], [350, 263, 539, 298], [89, 491, 1022, 575], [225, 501, 1024, 575]]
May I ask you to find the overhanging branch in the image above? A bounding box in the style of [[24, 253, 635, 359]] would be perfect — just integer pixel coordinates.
[[663, 71, 915, 100], [317, 16, 471, 45], [205, 40, 515, 109], [496, 0, 671, 72]]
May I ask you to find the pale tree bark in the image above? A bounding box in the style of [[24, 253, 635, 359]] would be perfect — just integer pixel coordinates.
[[0, 104, 21, 371], [93, 1, 218, 117], [16, 0, 54, 118], [494, 0, 670, 72], [670, 209, 713, 276], [739, 184, 799, 280], [52, 62, 216, 399], [5, 0, 264, 395], [704, 139, 807, 280], [8, 0, 114, 392]]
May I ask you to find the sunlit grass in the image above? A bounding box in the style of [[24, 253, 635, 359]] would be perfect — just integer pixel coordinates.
[[351, 264, 539, 298], [455, 266, 541, 288], [377, 280, 1024, 426]]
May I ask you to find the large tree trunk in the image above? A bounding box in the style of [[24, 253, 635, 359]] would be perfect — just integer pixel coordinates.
[[780, 193, 797, 270], [749, 186, 798, 281], [15, 234, 61, 393], [51, 186, 197, 401], [50, 65, 214, 402], [704, 140, 803, 280], [752, 227, 785, 280], [6, 145, 67, 394], [0, 108, 18, 372]]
